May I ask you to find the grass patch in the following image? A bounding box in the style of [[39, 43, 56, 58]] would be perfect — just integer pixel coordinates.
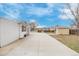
[[50, 34, 79, 53]]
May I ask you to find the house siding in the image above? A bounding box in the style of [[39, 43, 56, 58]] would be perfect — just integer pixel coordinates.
[[0, 19, 20, 47]]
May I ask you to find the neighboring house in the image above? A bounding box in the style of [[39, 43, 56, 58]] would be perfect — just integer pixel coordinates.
[[35, 26, 55, 32], [19, 22, 30, 38], [35, 26, 44, 32], [56, 28, 69, 35], [69, 24, 79, 35], [29, 22, 37, 31], [0, 17, 30, 47], [69, 28, 79, 35]]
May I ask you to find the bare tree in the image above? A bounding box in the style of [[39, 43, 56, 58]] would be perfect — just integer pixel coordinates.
[[67, 3, 79, 28]]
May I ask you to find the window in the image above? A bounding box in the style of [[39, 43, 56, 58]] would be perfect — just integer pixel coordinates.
[[22, 25, 26, 32]]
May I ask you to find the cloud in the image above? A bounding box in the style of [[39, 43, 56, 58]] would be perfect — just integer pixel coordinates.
[[0, 4, 21, 19], [58, 14, 69, 19], [0, 3, 54, 19], [30, 19, 36, 23], [69, 3, 78, 10], [47, 19, 55, 22], [59, 8, 74, 20], [59, 3, 79, 20], [47, 3, 54, 8], [36, 25, 47, 28], [4, 9, 20, 19], [27, 8, 52, 16], [26, 3, 54, 17]]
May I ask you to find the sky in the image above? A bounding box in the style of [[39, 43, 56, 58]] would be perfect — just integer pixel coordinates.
[[0, 3, 76, 28]]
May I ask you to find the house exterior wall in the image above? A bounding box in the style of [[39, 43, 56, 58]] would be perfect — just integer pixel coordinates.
[[56, 28, 69, 35], [0, 19, 20, 47], [35, 28, 43, 32], [0, 22, 1, 47], [26, 25, 30, 36], [19, 24, 26, 38], [69, 29, 79, 35], [19, 24, 30, 38]]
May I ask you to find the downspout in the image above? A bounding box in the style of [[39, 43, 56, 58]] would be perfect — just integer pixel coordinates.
[[18, 23, 21, 39], [0, 20, 1, 48]]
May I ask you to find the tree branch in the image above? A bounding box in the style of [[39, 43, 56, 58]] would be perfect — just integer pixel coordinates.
[[67, 3, 78, 25]]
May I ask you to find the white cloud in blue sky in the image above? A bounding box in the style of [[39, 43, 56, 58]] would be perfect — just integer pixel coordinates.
[[0, 4, 20, 19], [0, 3, 76, 27], [59, 7, 74, 20], [25, 3, 54, 17], [30, 19, 36, 23]]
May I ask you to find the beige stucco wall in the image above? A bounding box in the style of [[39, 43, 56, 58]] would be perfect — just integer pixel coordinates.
[[56, 28, 69, 35]]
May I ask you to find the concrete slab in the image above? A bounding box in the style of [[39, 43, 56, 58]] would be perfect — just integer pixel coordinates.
[[0, 32, 79, 56]]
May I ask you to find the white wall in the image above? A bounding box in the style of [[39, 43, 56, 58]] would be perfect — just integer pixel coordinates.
[[0, 19, 20, 47], [0, 22, 1, 47], [26, 25, 30, 35], [19, 24, 30, 38], [19, 24, 26, 38]]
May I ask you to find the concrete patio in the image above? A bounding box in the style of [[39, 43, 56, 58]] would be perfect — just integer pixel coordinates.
[[0, 32, 79, 56]]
